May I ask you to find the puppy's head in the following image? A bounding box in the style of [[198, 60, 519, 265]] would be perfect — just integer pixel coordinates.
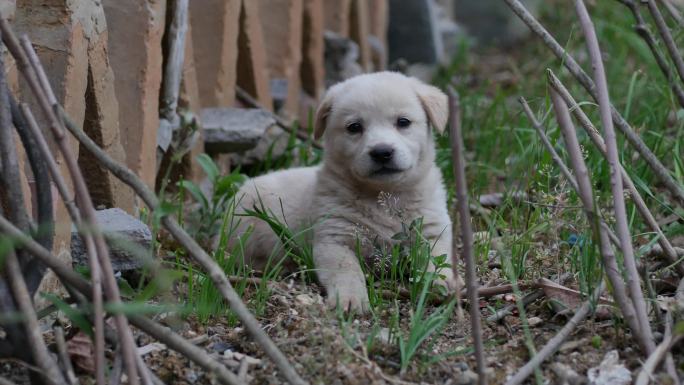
[[314, 72, 447, 189]]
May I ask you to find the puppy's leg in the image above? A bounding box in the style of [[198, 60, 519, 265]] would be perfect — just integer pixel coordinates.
[[314, 239, 370, 313]]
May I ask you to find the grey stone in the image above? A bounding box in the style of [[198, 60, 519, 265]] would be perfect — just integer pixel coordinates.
[[324, 30, 363, 87], [71, 208, 152, 271], [388, 0, 444, 64], [201, 107, 276, 153]]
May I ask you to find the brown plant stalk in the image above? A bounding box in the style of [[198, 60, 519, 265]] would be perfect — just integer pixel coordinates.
[[546, 71, 684, 274], [502, 0, 684, 205], [550, 88, 652, 353], [646, 0, 684, 87], [57, 99, 308, 385], [0, 20, 141, 384], [0, 214, 244, 385], [447, 87, 487, 385], [20, 103, 106, 385], [618, 0, 684, 108], [574, 0, 655, 353]]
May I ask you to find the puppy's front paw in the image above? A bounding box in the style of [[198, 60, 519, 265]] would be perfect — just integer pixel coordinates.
[[325, 285, 370, 314]]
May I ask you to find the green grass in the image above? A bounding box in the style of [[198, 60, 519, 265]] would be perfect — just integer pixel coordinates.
[[97, 0, 684, 375]]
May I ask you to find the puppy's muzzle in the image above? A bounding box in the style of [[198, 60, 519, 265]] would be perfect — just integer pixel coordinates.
[[369, 144, 395, 164]]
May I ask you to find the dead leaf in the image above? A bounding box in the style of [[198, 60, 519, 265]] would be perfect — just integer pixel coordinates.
[[66, 331, 94, 374]]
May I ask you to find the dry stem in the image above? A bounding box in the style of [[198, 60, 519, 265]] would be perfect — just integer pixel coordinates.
[[546, 71, 684, 274], [574, 0, 655, 353], [550, 87, 651, 353], [504, 282, 605, 385], [502, 0, 684, 204], [57, 108, 308, 385], [447, 87, 487, 384]]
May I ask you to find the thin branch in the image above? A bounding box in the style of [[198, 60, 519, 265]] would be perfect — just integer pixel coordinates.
[[0, 214, 244, 385], [546, 71, 684, 274], [658, 0, 684, 26], [3, 23, 141, 384], [56, 108, 308, 385], [550, 87, 651, 353], [574, 0, 655, 354], [54, 326, 79, 385], [448, 87, 487, 384], [3, 250, 66, 385], [504, 282, 605, 385], [160, 0, 188, 121], [502, 0, 684, 205], [646, 0, 684, 87], [0, 30, 66, 385], [619, 0, 684, 108], [20, 102, 106, 385]]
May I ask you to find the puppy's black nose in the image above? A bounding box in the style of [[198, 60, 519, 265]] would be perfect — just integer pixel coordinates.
[[369, 145, 394, 163]]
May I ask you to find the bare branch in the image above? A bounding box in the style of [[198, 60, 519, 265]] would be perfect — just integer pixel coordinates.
[[504, 282, 605, 385], [547, 71, 684, 274], [57, 108, 308, 385], [646, 0, 684, 87], [550, 87, 650, 353], [447, 87, 487, 384], [502, 0, 684, 205], [574, 0, 655, 354], [619, 0, 684, 108]]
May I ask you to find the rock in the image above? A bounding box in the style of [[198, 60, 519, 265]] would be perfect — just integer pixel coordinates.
[[71, 208, 152, 271], [388, 0, 444, 64], [294, 293, 315, 306], [587, 350, 631, 385], [324, 30, 363, 87], [551, 362, 586, 385], [527, 316, 543, 327], [201, 108, 276, 153]]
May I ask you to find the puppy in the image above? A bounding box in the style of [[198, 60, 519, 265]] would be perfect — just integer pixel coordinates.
[[231, 72, 459, 312]]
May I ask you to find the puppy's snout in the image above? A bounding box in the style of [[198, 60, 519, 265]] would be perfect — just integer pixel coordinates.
[[369, 144, 395, 164]]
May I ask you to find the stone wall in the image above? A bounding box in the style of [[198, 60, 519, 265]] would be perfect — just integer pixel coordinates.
[[2, 0, 393, 292]]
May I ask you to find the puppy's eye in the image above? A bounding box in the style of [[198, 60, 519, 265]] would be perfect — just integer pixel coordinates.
[[397, 117, 411, 128], [346, 122, 363, 134]]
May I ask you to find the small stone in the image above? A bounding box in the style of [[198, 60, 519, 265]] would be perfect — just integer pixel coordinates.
[[527, 316, 543, 327], [70, 208, 152, 271], [295, 294, 315, 306], [587, 350, 631, 385], [201, 107, 276, 153], [211, 341, 234, 353]]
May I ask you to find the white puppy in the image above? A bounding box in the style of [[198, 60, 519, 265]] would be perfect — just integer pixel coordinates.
[[231, 72, 460, 312]]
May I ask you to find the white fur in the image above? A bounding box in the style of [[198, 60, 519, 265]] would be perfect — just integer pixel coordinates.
[[230, 72, 459, 312]]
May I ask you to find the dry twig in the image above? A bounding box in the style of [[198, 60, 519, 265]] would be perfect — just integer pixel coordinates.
[[6, 25, 142, 384], [546, 71, 684, 274], [646, 0, 684, 87], [504, 282, 605, 385], [550, 87, 651, 352], [447, 87, 487, 384], [574, 0, 655, 353], [618, 0, 684, 108], [502, 0, 684, 204], [57, 107, 307, 385]]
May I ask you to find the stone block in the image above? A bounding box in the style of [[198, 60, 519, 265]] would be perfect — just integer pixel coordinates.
[[237, 0, 273, 111], [388, 0, 444, 64], [103, 0, 166, 189], [259, 0, 303, 120], [300, 0, 325, 100], [189, 0, 241, 108], [71, 208, 152, 271], [202, 107, 275, 153]]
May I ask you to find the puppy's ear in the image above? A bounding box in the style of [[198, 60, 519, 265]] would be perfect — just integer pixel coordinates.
[[413, 81, 448, 134], [314, 92, 334, 140]]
